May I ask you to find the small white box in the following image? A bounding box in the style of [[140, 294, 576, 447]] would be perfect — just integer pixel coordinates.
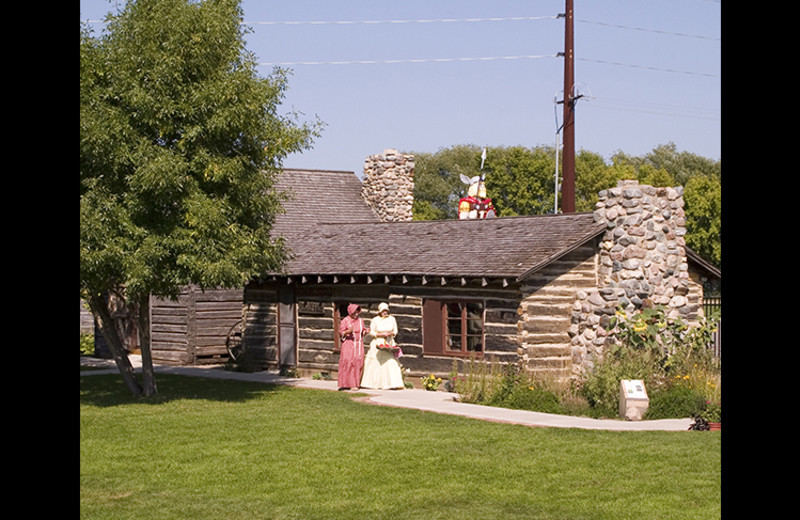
[[620, 379, 649, 421]]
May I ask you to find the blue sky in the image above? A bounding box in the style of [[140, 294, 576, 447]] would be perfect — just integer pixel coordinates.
[[80, 0, 721, 176]]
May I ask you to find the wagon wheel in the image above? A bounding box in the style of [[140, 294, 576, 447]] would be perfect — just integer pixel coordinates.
[[225, 319, 245, 361]]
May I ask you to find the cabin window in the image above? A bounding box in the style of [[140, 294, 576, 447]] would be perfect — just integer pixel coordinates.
[[422, 299, 484, 356]]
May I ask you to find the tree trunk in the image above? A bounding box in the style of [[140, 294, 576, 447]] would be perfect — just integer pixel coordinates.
[[87, 294, 143, 396], [135, 294, 158, 396]]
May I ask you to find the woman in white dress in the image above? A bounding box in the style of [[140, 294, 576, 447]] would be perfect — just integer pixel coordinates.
[[360, 302, 405, 390]]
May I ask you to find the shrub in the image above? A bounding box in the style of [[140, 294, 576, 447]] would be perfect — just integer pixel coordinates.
[[451, 357, 575, 415], [451, 355, 505, 403], [579, 345, 664, 418], [645, 384, 706, 420], [498, 384, 563, 414], [80, 333, 94, 356], [558, 393, 593, 417], [448, 314, 721, 421], [580, 304, 722, 419]]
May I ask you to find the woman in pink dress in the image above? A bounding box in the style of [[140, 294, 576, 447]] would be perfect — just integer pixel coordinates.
[[338, 303, 368, 390]]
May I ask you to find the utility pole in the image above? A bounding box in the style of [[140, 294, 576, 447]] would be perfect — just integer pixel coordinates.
[[560, 0, 576, 213]]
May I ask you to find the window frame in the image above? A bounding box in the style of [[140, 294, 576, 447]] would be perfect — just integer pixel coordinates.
[[423, 298, 486, 357]]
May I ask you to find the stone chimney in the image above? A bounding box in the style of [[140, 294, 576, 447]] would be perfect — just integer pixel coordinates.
[[570, 180, 698, 371], [361, 149, 415, 222]]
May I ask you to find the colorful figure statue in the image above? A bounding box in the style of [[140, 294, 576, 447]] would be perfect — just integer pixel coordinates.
[[458, 175, 495, 219]]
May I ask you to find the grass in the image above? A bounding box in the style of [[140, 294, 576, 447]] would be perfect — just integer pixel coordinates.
[[80, 373, 721, 520]]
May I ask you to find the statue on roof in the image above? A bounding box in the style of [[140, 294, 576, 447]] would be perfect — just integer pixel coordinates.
[[458, 148, 495, 219]]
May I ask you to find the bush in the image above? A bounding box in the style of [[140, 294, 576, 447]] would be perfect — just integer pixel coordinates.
[[579, 345, 663, 418], [579, 304, 722, 420], [451, 356, 504, 404], [645, 384, 706, 420], [80, 333, 94, 356], [497, 385, 563, 414], [452, 357, 574, 416], [448, 314, 721, 421]]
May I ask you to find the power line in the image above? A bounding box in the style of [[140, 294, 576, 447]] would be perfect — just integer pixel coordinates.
[[587, 97, 720, 121], [241, 15, 719, 42], [81, 15, 718, 77], [575, 19, 720, 41], [242, 15, 559, 25], [257, 54, 558, 67], [256, 55, 717, 78], [82, 15, 720, 43], [81, 15, 559, 25], [577, 57, 718, 78]]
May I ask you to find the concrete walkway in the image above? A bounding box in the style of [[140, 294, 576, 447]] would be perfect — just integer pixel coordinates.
[[80, 355, 693, 431]]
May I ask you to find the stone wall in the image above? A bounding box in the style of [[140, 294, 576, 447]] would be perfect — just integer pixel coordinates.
[[361, 148, 415, 222], [569, 180, 701, 373]]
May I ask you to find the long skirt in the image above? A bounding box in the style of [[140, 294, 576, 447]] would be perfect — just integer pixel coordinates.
[[360, 342, 404, 390], [338, 339, 364, 389]]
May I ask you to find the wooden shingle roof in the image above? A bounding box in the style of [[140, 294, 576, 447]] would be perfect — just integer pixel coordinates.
[[270, 168, 380, 239], [266, 168, 717, 284], [274, 213, 605, 282]]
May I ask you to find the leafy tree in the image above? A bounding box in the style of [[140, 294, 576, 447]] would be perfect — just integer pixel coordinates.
[[411, 144, 485, 220], [610, 143, 721, 267], [80, 0, 321, 395], [411, 143, 721, 268], [683, 175, 721, 267], [574, 149, 625, 212], [485, 146, 556, 216], [412, 144, 558, 219]]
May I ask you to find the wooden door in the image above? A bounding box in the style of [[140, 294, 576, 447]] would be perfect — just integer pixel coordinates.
[[277, 286, 297, 367]]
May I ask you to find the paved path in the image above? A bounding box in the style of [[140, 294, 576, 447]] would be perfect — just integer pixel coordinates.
[[80, 356, 694, 431]]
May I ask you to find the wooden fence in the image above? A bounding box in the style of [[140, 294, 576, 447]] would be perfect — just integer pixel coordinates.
[[703, 297, 721, 360]]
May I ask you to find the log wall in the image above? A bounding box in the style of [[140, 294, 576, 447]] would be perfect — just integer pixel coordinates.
[[241, 286, 279, 367], [150, 286, 243, 365], [242, 278, 521, 379], [150, 295, 190, 365], [519, 243, 599, 381]]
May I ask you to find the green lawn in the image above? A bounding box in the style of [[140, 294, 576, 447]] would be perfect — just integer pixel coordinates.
[[80, 374, 721, 520]]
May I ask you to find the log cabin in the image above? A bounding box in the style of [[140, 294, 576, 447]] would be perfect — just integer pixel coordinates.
[[91, 149, 719, 380], [237, 150, 721, 382]]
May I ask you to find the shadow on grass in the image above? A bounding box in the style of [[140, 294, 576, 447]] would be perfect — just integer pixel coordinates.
[[79, 372, 295, 408]]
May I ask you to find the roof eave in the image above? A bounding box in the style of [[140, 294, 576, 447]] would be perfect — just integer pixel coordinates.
[[516, 224, 606, 282], [685, 247, 721, 279]]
